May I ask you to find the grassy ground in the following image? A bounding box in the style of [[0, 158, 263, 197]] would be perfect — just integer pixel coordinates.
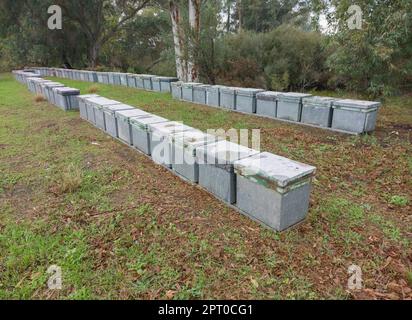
[[0, 73, 411, 300]]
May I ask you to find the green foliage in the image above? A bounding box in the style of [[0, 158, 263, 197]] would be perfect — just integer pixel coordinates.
[[325, 0, 412, 96], [211, 26, 326, 90]]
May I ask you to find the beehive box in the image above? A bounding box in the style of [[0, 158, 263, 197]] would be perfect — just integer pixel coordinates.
[[97, 72, 109, 84], [53, 87, 81, 110], [130, 115, 168, 155], [45, 83, 65, 105], [182, 83, 202, 102], [119, 73, 129, 86], [277, 93, 312, 122], [135, 75, 145, 89], [115, 109, 149, 145], [301, 96, 336, 128], [148, 122, 196, 168], [196, 141, 259, 204], [220, 87, 241, 110], [126, 74, 137, 88], [235, 88, 264, 114], [171, 130, 221, 183], [40, 81, 60, 100], [234, 152, 316, 231], [159, 77, 179, 92], [142, 75, 156, 91], [331, 99, 381, 134], [206, 85, 224, 108], [103, 104, 135, 138], [151, 77, 162, 92], [77, 94, 100, 120], [256, 91, 281, 119], [171, 81, 183, 100], [193, 85, 211, 105], [89, 97, 123, 130]]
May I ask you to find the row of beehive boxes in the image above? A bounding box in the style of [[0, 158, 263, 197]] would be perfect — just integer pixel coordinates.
[[171, 82, 382, 135], [14, 69, 317, 232], [32, 67, 178, 93], [30, 67, 381, 134]]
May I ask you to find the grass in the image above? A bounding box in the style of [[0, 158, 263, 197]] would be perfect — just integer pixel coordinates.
[[0, 73, 411, 299]]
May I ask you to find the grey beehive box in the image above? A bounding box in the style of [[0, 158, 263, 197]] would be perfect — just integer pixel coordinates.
[[104, 104, 135, 138], [234, 152, 316, 231], [301, 96, 336, 128], [206, 85, 224, 108], [45, 83, 65, 105], [130, 115, 168, 155], [182, 83, 202, 102], [77, 94, 100, 120], [171, 81, 183, 100], [331, 99, 381, 134], [196, 141, 259, 204], [151, 77, 161, 92], [88, 97, 123, 130], [135, 75, 145, 89], [193, 85, 211, 105], [53, 87, 81, 110], [277, 92, 312, 122], [148, 121, 196, 168], [171, 130, 221, 183], [159, 77, 179, 92], [235, 88, 264, 113], [126, 74, 137, 88], [256, 91, 281, 118], [119, 73, 128, 86], [220, 87, 241, 110], [142, 75, 156, 91], [116, 109, 149, 145]]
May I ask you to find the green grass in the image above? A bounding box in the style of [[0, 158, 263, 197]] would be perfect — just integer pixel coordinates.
[[0, 73, 411, 299]]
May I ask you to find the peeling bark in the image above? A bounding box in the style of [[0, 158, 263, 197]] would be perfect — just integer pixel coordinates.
[[169, 0, 186, 81]]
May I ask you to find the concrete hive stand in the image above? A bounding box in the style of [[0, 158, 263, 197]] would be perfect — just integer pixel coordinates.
[[331, 99, 381, 134], [301, 96, 336, 128], [235, 88, 265, 114], [148, 121, 196, 168], [196, 141, 259, 204], [103, 104, 135, 138], [171, 130, 221, 183], [130, 115, 168, 155], [277, 92, 312, 122], [115, 109, 149, 145], [234, 152, 316, 231], [256, 91, 281, 119]]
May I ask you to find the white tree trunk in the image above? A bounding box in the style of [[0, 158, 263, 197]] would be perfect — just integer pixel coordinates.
[[170, 1, 186, 81], [188, 0, 200, 82]]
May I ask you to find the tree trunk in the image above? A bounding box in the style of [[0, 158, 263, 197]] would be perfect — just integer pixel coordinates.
[[188, 0, 201, 82], [89, 41, 100, 69], [169, 1, 186, 81], [238, 0, 242, 32]]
